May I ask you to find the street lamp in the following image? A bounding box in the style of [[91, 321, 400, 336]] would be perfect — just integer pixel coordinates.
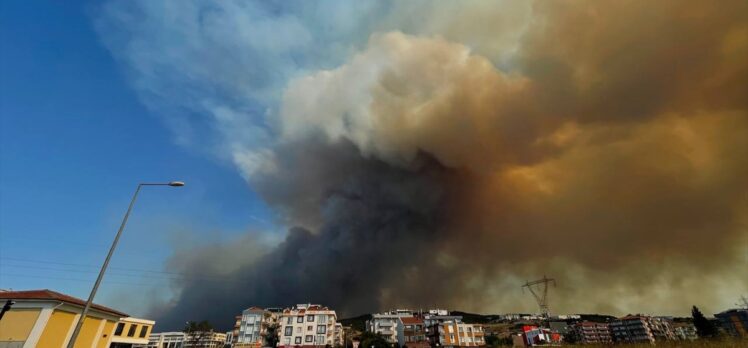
[[66, 182, 184, 348]]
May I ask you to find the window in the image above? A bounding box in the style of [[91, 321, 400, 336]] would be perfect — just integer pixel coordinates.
[[287, 317, 293, 324], [295, 337, 302, 344], [307, 326, 313, 331], [317, 325, 326, 334], [305, 335, 313, 342], [139, 325, 149, 338], [307, 315, 315, 322], [297, 316, 304, 323], [285, 327, 293, 336], [284, 338, 291, 345], [127, 324, 138, 337], [114, 323, 125, 336], [296, 327, 302, 333], [316, 335, 325, 344]]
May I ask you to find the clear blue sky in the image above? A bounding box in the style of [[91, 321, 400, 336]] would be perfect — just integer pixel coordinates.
[[0, 1, 274, 315]]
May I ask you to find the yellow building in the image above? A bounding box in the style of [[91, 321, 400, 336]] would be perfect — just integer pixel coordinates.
[[109, 317, 155, 348], [0, 289, 128, 348]]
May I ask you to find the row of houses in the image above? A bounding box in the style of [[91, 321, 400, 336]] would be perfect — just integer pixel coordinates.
[[366, 309, 485, 348]]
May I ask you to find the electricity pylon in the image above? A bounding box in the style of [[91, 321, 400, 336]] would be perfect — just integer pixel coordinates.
[[522, 276, 557, 318]]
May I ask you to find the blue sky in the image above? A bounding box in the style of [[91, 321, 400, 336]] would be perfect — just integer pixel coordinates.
[[0, 1, 275, 315]]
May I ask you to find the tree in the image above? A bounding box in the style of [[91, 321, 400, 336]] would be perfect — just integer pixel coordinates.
[[264, 322, 279, 348], [184, 320, 216, 346], [358, 331, 392, 348], [691, 306, 718, 338]]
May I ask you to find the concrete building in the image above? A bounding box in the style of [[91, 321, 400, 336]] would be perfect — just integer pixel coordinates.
[[609, 316, 674, 344], [235, 307, 282, 348], [572, 321, 611, 345], [366, 310, 414, 345], [672, 324, 698, 340], [0, 289, 128, 348], [278, 304, 338, 348], [421, 313, 463, 329], [110, 317, 155, 348], [333, 323, 344, 347], [184, 332, 227, 348], [428, 320, 484, 347], [396, 317, 428, 348], [715, 308, 748, 337], [145, 332, 186, 348]]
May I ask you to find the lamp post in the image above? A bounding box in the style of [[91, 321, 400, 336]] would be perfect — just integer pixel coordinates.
[[66, 182, 184, 348]]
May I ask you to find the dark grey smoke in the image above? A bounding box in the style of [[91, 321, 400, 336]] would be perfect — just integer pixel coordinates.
[[155, 140, 472, 330]]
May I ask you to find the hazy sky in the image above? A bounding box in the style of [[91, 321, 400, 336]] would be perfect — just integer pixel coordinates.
[[1, 0, 747, 331]]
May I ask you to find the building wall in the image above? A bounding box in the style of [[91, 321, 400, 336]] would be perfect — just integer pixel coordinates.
[[97, 321, 116, 348], [0, 309, 40, 343], [37, 310, 77, 348], [110, 317, 154, 346], [278, 305, 338, 348]]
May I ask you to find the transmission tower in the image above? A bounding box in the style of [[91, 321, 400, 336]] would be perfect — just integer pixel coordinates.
[[522, 276, 557, 318]]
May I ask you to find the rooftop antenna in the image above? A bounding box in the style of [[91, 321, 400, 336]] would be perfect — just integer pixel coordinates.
[[522, 276, 557, 318]]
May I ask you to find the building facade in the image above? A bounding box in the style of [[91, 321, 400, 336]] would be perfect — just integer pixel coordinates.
[[429, 320, 484, 347], [572, 322, 611, 345], [110, 317, 155, 348], [0, 289, 129, 348], [609, 316, 674, 344], [184, 332, 227, 348], [672, 324, 698, 340], [278, 304, 338, 348], [715, 309, 748, 337], [396, 317, 429, 348], [366, 310, 414, 345], [146, 332, 187, 348]]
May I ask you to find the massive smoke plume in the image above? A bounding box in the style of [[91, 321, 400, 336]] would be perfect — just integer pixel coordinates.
[[96, 0, 748, 329]]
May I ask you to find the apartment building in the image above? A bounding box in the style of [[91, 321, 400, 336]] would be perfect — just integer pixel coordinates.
[[609, 316, 674, 344], [429, 320, 485, 347], [235, 307, 282, 348], [110, 317, 155, 347], [278, 304, 338, 348], [673, 324, 698, 340], [715, 308, 748, 337], [333, 323, 344, 347], [572, 321, 611, 345], [146, 332, 187, 348], [184, 332, 227, 348], [366, 310, 414, 344], [396, 317, 429, 348]]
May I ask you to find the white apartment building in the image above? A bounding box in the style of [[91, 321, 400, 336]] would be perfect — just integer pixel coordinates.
[[146, 331, 226, 348], [146, 332, 187, 348], [185, 332, 227, 348], [366, 310, 415, 344], [236, 307, 282, 348], [278, 304, 339, 348]]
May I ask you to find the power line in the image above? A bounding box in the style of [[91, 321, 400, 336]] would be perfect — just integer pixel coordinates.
[[0, 257, 255, 285]]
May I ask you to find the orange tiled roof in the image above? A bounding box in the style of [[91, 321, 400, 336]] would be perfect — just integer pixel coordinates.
[[401, 317, 424, 324], [0, 289, 128, 317]]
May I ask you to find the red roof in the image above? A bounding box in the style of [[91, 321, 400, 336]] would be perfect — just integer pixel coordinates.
[[401, 317, 423, 324], [0, 289, 128, 317]]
